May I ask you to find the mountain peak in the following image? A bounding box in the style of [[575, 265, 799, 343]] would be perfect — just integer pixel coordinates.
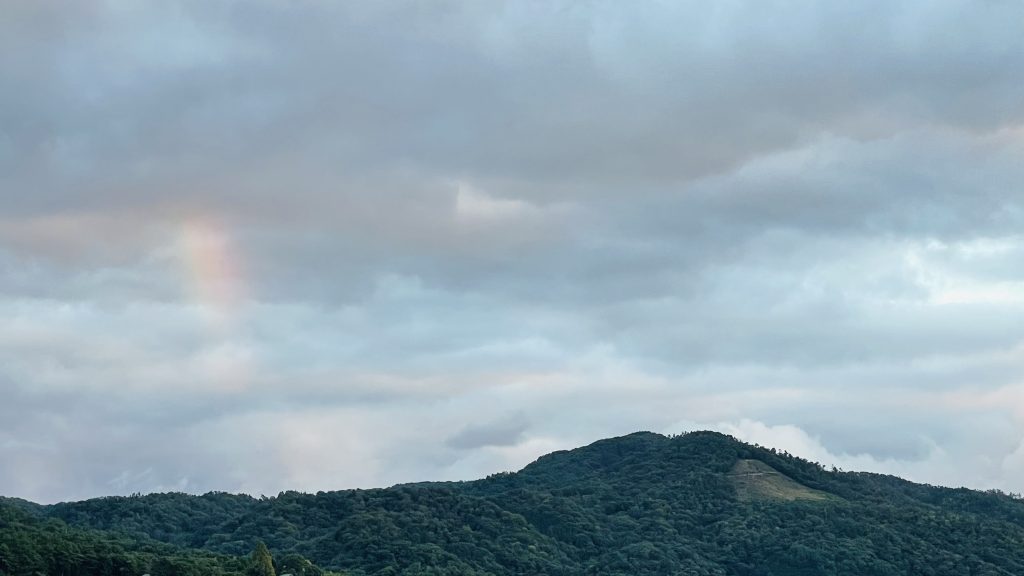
[[505, 430, 758, 491]]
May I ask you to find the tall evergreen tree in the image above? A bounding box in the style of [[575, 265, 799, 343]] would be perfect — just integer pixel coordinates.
[[249, 541, 276, 576]]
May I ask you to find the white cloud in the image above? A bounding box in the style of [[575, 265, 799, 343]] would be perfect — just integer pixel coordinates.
[[699, 418, 1024, 493]]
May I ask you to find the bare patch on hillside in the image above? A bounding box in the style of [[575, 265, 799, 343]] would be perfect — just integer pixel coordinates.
[[729, 459, 835, 502]]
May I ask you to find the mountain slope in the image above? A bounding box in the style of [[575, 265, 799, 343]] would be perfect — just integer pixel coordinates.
[[10, 431, 1024, 575], [728, 459, 833, 502]]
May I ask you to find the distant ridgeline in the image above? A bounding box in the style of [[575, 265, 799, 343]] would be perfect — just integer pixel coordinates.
[[3, 431, 1024, 575]]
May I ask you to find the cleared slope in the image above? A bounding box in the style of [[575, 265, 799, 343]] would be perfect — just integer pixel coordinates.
[[729, 459, 834, 502]]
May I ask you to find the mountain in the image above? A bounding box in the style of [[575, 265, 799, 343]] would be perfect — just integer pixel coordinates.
[[4, 431, 1024, 575]]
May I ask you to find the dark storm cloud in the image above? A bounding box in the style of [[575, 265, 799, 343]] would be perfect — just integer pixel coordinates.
[[1, 1, 1024, 502]]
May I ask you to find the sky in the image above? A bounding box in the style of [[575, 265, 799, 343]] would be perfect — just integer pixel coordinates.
[[2, 1, 1024, 504]]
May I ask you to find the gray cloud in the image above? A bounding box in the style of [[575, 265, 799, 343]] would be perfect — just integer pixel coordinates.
[[1, 1, 1024, 503], [446, 415, 529, 450]]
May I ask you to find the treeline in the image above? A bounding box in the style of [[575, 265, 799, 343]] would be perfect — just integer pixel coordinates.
[[0, 504, 340, 576], [7, 431, 1024, 575]]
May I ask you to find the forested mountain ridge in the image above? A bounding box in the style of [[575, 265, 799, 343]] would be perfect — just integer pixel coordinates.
[[4, 431, 1024, 575]]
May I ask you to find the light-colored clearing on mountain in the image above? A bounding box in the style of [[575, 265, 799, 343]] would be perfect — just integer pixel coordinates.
[[729, 459, 834, 502]]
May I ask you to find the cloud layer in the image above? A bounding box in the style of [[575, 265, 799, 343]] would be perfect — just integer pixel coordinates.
[[2, 1, 1024, 503]]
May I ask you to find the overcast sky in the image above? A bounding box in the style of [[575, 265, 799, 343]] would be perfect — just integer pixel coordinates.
[[3, 1, 1024, 504]]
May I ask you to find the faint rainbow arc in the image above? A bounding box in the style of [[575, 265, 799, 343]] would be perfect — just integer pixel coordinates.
[[178, 216, 246, 331]]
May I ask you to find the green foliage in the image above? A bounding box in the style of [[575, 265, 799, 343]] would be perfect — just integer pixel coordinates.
[[0, 503, 249, 576], [0, 503, 337, 576], [275, 552, 325, 576], [249, 541, 277, 576], [11, 431, 1024, 575]]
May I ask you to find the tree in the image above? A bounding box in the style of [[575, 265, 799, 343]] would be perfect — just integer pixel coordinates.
[[275, 553, 322, 576], [249, 541, 276, 576]]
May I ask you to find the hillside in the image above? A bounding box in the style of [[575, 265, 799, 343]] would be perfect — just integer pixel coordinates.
[[4, 431, 1024, 575], [728, 459, 833, 502], [0, 501, 344, 576]]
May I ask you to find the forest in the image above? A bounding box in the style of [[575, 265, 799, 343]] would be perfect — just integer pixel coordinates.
[[3, 431, 1024, 575]]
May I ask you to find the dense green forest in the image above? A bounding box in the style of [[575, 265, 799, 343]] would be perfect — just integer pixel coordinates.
[[4, 431, 1024, 575], [0, 500, 341, 576]]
